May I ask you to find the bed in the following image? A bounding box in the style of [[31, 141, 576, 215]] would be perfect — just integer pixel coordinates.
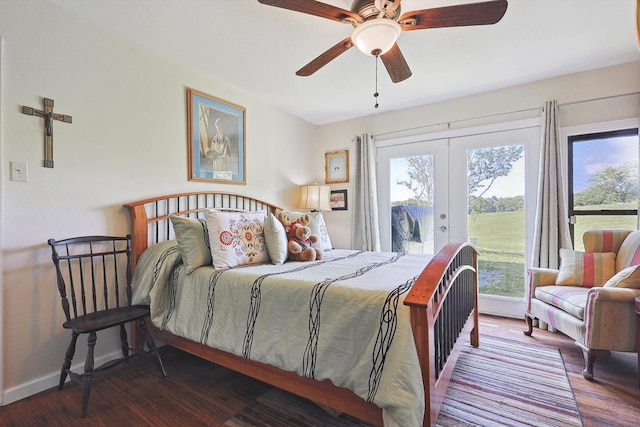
[[125, 191, 479, 427]]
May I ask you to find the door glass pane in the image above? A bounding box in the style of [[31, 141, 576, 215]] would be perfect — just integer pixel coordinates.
[[390, 155, 434, 254], [467, 145, 526, 298]]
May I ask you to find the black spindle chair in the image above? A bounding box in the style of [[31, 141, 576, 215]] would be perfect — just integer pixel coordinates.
[[48, 235, 166, 417]]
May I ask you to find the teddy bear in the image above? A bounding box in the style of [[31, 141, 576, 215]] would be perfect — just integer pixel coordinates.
[[277, 212, 323, 262]]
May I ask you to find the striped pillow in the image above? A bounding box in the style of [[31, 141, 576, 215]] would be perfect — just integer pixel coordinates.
[[556, 249, 616, 287]]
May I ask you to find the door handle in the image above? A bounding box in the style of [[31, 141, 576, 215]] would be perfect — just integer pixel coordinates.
[[440, 226, 447, 232]]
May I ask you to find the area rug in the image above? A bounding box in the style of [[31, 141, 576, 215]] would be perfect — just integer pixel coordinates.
[[436, 335, 583, 427]]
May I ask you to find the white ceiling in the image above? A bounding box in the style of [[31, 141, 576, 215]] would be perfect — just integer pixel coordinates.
[[43, 0, 639, 125]]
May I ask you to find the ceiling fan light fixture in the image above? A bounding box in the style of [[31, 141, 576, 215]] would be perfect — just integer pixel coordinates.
[[351, 19, 401, 56]]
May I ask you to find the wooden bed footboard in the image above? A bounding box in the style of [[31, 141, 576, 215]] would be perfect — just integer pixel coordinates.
[[125, 192, 478, 426], [404, 242, 479, 425]]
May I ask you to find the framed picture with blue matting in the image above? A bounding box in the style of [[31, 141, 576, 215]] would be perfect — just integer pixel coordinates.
[[187, 88, 246, 184]]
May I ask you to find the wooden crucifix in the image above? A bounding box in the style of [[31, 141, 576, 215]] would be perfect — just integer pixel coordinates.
[[22, 98, 72, 168]]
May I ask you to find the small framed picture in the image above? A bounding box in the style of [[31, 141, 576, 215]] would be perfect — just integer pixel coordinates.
[[187, 87, 246, 184], [330, 189, 348, 211], [325, 150, 349, 184]]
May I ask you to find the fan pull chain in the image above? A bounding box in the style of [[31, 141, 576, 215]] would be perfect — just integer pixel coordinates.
[[374, 51, 380, 109]]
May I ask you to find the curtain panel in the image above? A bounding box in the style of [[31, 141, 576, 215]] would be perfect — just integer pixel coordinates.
[[351, 134, 381, 251], [531, 100, 572, 268]]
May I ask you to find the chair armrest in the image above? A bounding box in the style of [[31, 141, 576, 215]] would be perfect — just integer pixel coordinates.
[[584, 287, 640, 351], [587, 287, 640, 303], [528, 267, 559, 292], [526, 268, 559, 311]]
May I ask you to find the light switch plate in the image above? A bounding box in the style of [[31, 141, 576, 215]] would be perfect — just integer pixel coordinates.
[[10, 161, 28, 182]]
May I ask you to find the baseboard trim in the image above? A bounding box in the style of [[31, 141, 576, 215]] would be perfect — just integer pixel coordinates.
[[2, 350, 121, 406]]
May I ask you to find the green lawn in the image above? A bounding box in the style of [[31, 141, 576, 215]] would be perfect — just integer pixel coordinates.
[[469, 205, 637, 298], [470, 210, 526, 298]]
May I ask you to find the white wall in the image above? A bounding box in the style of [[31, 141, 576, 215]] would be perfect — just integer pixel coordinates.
[[0, 1, 316, 404], [317, 61, 640, 249]]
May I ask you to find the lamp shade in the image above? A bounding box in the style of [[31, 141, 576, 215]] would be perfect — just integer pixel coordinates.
[[351, 19, 401, 56], [298, 185, 331, 211]]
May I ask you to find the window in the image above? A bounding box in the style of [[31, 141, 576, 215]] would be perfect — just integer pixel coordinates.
[[568, 128, 639, 250]]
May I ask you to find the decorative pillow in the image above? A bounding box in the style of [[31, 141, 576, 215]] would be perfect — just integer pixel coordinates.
[[275, 209, 333, 251], [169, 215, 211, 274], [556, 248, 616, 287], [263, 212, 288, 264], [604, 265, 640, 289], [205, 210, 269, 269]]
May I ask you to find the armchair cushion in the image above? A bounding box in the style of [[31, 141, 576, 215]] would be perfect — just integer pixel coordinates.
[[583, 229, 631, 253], [534, 285, 588, 320], [556, 249, 616, 287], [604, 265, 640, 289], [615, 230, 640, 271]]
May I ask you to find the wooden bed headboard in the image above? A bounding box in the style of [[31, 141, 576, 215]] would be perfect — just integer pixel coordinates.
[[124, 191, 282, 268]]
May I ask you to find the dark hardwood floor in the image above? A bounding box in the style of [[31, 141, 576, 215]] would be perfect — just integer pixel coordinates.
[[0, 315, 638, 426]]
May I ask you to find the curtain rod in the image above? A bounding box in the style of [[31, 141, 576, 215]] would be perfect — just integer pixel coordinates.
[[372, 90, 640, 139], [558, 91, 640, 107]]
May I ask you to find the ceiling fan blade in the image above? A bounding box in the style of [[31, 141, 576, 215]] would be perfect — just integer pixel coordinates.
[[398, 0, 508, 31], [381, 43, 412, 83], [296, 37, 354, 76], [258, 0, 362, 23]]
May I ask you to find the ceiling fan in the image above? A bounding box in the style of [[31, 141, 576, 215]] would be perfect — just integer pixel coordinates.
[[257, 0, 508, 83]]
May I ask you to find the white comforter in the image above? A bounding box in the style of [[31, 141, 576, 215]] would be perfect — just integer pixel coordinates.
[[132, 241, 432, 427]]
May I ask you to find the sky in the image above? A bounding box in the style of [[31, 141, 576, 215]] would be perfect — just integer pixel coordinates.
[[572, 134, 638, 192], [390, 134, 639, 203], [389, 148, 525, 203]]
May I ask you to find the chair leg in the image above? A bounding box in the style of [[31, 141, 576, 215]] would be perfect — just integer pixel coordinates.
[[120, 324, 130, 359], [139, 317, 166, 377], [80, 331, 97, 417], [59, 331, 79, 391], [575, 342, 610, 381], [581, 346, 595, 380], [523, 313, 534, 336]]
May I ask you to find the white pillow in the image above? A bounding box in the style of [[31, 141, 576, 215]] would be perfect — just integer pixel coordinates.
[[276, 209, 333, 251], [309, 211, 333, 251], [205, 210, 269, 269], [263, 213, 288, 264]]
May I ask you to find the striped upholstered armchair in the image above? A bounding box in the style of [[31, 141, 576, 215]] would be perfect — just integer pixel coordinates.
[[524, 229, 640, 380]]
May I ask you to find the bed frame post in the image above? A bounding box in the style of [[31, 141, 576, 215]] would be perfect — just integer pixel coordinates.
[[409, 306, 435, 426], [125, 203, 149, 350], [127, 204, 148, 273]]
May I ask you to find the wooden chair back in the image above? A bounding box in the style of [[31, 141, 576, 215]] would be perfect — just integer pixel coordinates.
[[48, 235, 133, 322]]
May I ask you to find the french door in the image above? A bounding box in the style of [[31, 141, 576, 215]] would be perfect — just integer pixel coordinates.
[[377, 138, 449, 255], [377, 121, 540, 318]]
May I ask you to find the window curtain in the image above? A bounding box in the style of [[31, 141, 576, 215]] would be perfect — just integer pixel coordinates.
[[351, 134, 381, 251], [531, 100, 572, 268]]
